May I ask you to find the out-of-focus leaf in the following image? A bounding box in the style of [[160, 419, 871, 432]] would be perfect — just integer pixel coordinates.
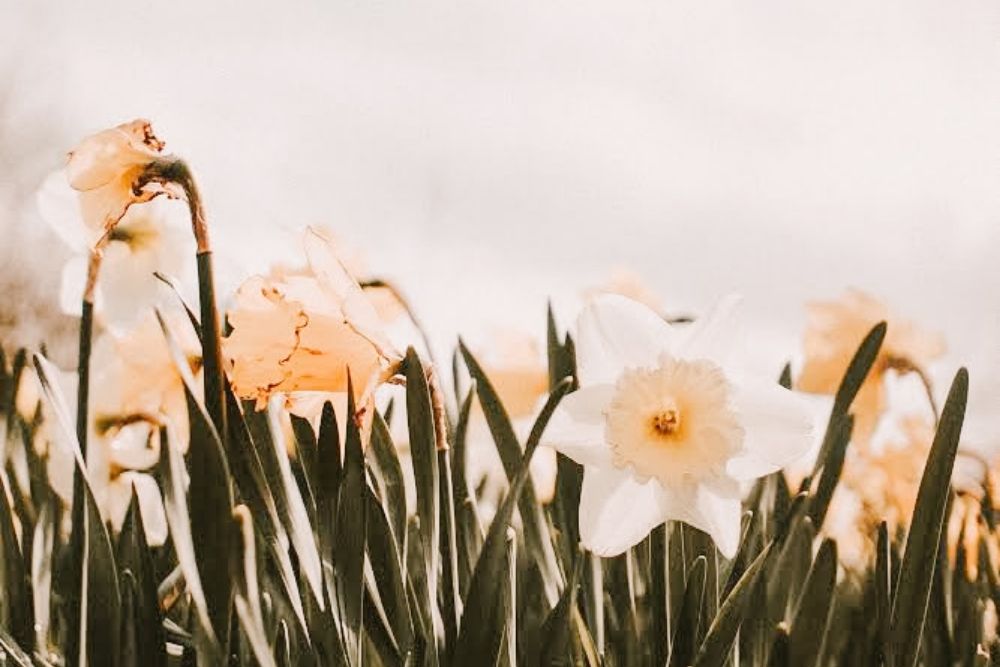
[[366, 483, 412, 659], [290, 414, 319, 515], [157, 310, 234, 648], [153, 271, 203, 342], [767, 624, 790, 667], [693, 544, 772, 667], [158, 423, 221, 660], [315, 399, 343, 611], [767, 516, 815, 625], [807, 414, 853, 531], [225, 388, 308, 637], [539, 554, 584, 666], [31, 500, 54, 649], [890, 368, 968, 667], [232, 505, 279, 667], [459, 340, 564, 605], [335, 383, 366, 667], [118, 571, 139, 667], [0, 472, 33, 650], [438, 444, 461, 655], [499, 529, 517, 667], [241, 403, 324, 614], [452, 383, 552, 666], [34, 354, 121, 667], [788, 539, 837, 667], [811, 322, 886, 476], [669, 555, 707, 667], [0, 624, 34, 666], [875, 521, 891, 665], [450, 384, 482, 597], [116, 490, 165, 667], [368, 410, 405, 556], [404, 348, 440, 602]]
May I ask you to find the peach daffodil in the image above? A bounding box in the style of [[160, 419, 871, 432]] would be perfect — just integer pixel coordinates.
[[798, 289, 945, 443], [225, 228, 402, 410], [65, 119, 177, 242], [542, 294, 815, 557]]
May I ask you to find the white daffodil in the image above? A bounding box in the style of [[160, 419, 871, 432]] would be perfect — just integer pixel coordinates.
[[37, 172, 193, 332], [542, 295, 815, 558]]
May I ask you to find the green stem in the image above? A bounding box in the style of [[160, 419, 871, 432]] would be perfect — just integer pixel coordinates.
[[141, 158, 226, 442], [65, 295, 94, 667]]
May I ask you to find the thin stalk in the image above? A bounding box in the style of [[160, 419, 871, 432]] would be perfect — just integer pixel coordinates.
[[65, 246, 102, 667], [140, 158, 226, 441], [888, 355, 939, 425]]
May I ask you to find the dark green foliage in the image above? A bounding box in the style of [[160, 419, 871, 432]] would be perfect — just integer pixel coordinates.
[[0, 310, 983, 667]]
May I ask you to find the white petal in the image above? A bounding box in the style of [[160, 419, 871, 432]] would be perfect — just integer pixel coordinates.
[[666, 482, 742, 558], [115, 472, 168, 547], [579, 466, 667, 556], [726, 379, 817, 480], [59, 255, 88, 316], [576, 295, 677, 385], [674, 294, 742, 366], [36, 170, 89, 251], [541, 385, 614, 468]]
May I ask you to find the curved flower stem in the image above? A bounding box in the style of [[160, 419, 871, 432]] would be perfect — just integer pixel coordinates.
[[888, 356, 940, 425], [140, 158, 226, 440], [65, 240, 108, 667]]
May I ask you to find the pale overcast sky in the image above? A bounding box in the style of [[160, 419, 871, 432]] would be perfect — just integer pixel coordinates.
[[2, 0, 999, 443]]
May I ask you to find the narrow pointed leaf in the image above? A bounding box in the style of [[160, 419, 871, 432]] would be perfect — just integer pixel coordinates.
[[788, 539, 837, 667], [890, 368, 968, 667]]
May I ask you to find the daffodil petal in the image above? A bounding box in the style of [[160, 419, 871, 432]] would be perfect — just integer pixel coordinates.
[[667, 483, 742, 558], [59, 255, 88, 317], [578, 466, 667, 556], [726, 379, 817, 480], [111, 472, 168, 547], [576, 295, 677, 384], [542, 386, 614, 468], [674, 294, 742, 366], [37, 170, 90, 251]]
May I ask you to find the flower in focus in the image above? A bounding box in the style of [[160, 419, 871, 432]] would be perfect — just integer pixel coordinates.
[[37, 175, 192, 330], [64, 119, 177, 241], [543, 294, 815, 557], [797, 289, 945, 443], [224, 228, 402, 411]]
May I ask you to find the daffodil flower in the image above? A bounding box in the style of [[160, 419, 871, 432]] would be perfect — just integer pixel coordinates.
[[37, 174, 193, 331], [542, 295, 815, 557], [798, 289, 945, 442], [64, 119, 177, 241], [225, 228, 402, 410]]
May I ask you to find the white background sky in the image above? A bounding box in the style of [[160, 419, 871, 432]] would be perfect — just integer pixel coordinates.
[[2, 0, 999, 441]]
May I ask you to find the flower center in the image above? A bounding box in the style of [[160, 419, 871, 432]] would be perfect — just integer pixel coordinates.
[[605, 355, 743, 486], [650, 406, 681, 437]]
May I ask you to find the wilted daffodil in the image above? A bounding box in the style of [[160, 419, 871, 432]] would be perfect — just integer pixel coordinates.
[[37, 175, 192, 331], [542, 295, 815, 557], [64, 119, 178, 241], [797, 289, 945, 443], [225, 228, 402, 410]]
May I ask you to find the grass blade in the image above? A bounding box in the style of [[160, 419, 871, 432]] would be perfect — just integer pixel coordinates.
[[890, 368, 968, 667]]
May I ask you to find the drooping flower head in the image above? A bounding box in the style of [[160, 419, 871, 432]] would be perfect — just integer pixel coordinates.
[[543, 294, 815, 557], [38, 175, 193, 330], [797, 289, 945, 442], [224, 228, 403, 411], [65, 119, 178, 244]]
